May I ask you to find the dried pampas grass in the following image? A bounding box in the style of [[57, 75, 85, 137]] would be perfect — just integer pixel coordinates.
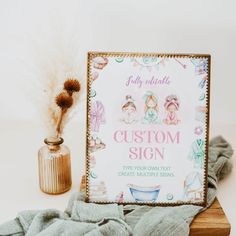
[[25, 18, 86, 138]]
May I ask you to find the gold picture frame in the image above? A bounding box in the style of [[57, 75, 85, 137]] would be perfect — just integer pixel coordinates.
[[86, 52, 210, 206]]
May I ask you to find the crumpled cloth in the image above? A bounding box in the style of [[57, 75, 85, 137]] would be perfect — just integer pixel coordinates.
[[0, 136, 233, 236]]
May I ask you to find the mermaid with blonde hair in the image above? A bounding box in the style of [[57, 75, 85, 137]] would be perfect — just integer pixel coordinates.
[[142, 91, 159, 124]]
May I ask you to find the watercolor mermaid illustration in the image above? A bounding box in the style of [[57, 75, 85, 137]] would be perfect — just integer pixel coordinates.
[[121, 95, 137, 124], [142, 91, 160, 124], [163, 95, 180, 125]]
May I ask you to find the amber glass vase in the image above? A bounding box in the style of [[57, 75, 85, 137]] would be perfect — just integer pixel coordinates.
[[38, 137, 72, 194]]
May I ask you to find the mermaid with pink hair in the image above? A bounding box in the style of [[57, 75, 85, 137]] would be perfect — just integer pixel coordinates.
[[163, 95, 180, 125]]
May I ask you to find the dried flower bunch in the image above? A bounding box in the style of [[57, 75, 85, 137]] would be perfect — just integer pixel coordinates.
[[26, 22, 86, 138], [55, 79, 81, 136]]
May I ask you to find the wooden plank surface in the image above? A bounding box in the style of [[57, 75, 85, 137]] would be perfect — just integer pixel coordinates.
[[190, 198, 230, 236], [80, 176, 230, 236]]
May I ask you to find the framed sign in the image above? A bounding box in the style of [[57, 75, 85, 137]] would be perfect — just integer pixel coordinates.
[[86, 52, 210, 206]]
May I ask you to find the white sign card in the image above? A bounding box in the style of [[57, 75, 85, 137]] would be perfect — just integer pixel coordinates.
[[86, 52, 210, 206]]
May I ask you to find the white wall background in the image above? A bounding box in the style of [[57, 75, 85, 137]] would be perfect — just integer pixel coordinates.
[[0, 0, 236, 126]]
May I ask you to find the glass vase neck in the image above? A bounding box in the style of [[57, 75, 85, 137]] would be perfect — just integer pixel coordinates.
[[44, 137, 64, 151], [44, 137, 64, 145]]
